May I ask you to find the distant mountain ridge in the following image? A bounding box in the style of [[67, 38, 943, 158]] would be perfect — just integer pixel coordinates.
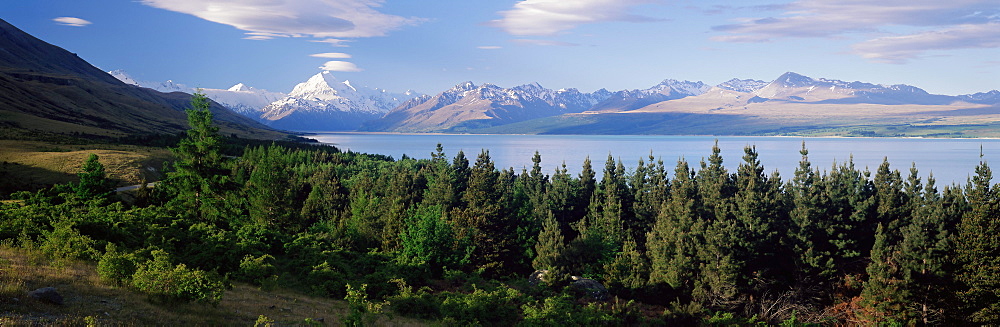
[[360, 81, 612, 132], [0, 18, 278, 139], [111, 70, 418, 131], [361, 71, 1000, 136]]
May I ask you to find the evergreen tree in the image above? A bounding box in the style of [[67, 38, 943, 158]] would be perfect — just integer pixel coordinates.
[[731, 146, 786, 294], [860, 223, 906, 323], [74, 153, 116, 202], [787, 143, 836, 281], [165, 91, 230, 222], [647, 158, 703, 295], [895, 176, 956, 325], [533, 210, 568, 283], [955, 159, 1000, 324], [604, 235, 650, 294], [300, 165, 348, 226]]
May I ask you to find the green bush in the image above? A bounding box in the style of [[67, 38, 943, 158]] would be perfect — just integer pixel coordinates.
[[238, 253, 276, 285], [96, 243, 137, 286], [131, 249, 227, 305], [40, 220, 98, 263], [387, 279, 441, 319], [520, 293, 615, 326], [439, 285, 524, 325]]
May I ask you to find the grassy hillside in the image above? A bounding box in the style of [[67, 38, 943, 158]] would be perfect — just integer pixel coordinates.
[[0, 140, 172, 195], [0, 244, 423, 325]]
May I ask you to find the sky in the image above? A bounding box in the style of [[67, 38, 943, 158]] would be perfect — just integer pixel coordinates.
[[2, 0, 998, 96]]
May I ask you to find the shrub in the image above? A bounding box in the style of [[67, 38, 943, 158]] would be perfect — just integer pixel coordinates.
[[238, 254, 276, 285], [520, 293, 615, 326], [387, 279, 441, 319], [439, 285, 524, 325], [131, 249, 227, 305], [96, 243, 137, 286], [40, 220, 98, 264]]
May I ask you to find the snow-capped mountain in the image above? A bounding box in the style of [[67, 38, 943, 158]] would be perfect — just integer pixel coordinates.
[[959, 90, 1000, 104], [361, 81, 613, 132], [717, 78, 769, 93], [751, 72, 955, 105], [108, 69, 284, 116], [108, 70, 188, 93], [259, 71, 417, 131], [590, 79, 709, 112], [200, 83, 286, 117]]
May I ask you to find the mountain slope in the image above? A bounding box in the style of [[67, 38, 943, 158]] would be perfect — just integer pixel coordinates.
[[360, 81, 612, 132], [258, 71, 415, 131], [0, 18, 280, 140], [471, 72, 1000, 137]]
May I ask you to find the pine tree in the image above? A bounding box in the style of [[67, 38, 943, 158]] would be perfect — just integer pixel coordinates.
[[74, 153, 116, 202], [533, 210, 568, 283], [895, 176, 955, 325], [787, 143, 836, 280], [731, 146, 786, 293], [604, 235, 650, 294], [647, 158, 703, 294], [955, 159, 1000, 324], [165, 91, 229, 222], [860, 223, 906, 323]]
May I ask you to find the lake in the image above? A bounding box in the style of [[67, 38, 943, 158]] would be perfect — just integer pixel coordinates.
[[311, 133, 1000, 185]]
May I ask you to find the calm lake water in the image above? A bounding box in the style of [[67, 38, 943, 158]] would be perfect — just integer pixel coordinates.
[[311, 133, 1000, 185]]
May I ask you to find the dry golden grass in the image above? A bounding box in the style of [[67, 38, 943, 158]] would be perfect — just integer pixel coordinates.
[[0, 245, 427, 326], [0, 140, 172, 190]]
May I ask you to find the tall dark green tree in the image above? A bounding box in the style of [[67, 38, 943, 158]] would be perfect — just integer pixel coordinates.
[[955, 159, 1000, 324], [75, 153, 116, 202], [165, 91, 230, 222], [647, 158, 702, 295]]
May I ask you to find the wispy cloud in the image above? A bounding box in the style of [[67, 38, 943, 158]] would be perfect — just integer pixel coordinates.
[[311, 52, 352, 59], [853, 22, 1000, 64], [53, 17, 92, 27], [477, 46, 502, 50], [311, 38, 353, 47], [711, 0, 999, 63], [490, 0, 662, 36], [139, 0, 423, 39], [319, 60, 363, 72], [512, 39, 579, 46]]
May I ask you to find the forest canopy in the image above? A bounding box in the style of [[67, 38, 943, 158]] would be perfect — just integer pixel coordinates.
[[3, 94, 1000, 325]]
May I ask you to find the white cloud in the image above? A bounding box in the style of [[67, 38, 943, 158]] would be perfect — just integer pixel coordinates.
[[477, 46, 502, 50], [140, 0, 422, 38], [512, 39, 579, 46], [711, 0, 1000, 62], [853, 22, 1000, 64], [53, 17, 92, 27], [319, 61, 363, 72], [490, 0, 661, 36], [310, 52, 352, 58], [311, 38, 353, 47]]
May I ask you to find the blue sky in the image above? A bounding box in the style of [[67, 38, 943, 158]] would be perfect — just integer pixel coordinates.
[[3, 0, 998, 95]]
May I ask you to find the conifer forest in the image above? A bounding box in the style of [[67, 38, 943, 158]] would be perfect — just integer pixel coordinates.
[[4, 94, 1000, 325]]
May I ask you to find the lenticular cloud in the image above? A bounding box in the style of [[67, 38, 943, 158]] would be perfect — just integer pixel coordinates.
[[139, 0, 421, 39]]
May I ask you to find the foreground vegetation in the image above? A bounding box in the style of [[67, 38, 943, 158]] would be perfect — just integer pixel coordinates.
[[4, 93, 1000, 325]]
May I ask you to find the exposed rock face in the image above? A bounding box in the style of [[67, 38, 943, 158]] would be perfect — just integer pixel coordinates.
[[570, 276, 609, 301], [528, 270, 609, 301], [28, 287, 63, 305]]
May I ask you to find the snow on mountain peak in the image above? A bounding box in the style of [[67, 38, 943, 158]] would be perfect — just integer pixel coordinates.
[[228, 83, 251, 92], [108, 69, 140, 86], [718, 78, 769, 93]]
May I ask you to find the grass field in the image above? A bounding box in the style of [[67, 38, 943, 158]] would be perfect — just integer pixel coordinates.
[[0, 140, 173, 194]]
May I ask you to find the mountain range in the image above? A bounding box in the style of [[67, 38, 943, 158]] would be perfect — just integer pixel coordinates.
[[118, 68, 1000, 136], [0, 18, 280, 140], [4, 16, 998, 138]]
